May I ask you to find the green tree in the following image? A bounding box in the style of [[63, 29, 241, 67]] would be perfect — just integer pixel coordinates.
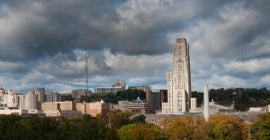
[[105, 128, 120, 140], [107, 110, 132, 129], [131, 114, 146, 124], [207, 115, 248, 140], [118, 123, 137, 140], [118, 123, 166, 140], [59, 119, 81, 140], [0, 114, 21, 140], [250, 113, 270, 140]]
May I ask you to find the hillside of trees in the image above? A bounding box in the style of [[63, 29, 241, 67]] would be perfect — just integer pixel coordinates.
[[1, 111, 270, 140], [192, 87, 270, 111], [64, 87, 270, 112], [61, 89, 146, 103], [90, 89, 146, 104]]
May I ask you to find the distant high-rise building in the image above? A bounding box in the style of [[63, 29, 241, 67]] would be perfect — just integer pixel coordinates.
[[112, 80, 126, 89], [25, 91, 37, 110], [162, 38, 191, 114], [35, 88, 45, 102], [5, 90, 18, 108], [46, 92, 60, 102], [95, 87, 123, 95], [35, 88, 45, 110], [95, 81, 126, 95]]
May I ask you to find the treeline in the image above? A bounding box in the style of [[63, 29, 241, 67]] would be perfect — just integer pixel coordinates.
[[192, 87, 270, 111], [1, 112, 270, 140], [91, 89, 146, 104], [0, 111, 143, 140]]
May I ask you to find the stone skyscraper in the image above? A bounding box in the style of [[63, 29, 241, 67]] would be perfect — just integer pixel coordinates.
[[162, 38, 191, 114]]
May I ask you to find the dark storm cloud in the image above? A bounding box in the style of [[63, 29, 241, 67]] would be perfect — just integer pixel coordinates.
[[0, 0, 163, 61], [0, 0, 270, 92], [0, 0, 120, 61], [0, 0, 232, 61]]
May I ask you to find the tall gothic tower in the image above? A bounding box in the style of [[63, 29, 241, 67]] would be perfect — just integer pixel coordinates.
[[162, 38, 191, 114]]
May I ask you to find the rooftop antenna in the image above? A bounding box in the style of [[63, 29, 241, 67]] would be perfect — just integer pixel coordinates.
[[85, 54, 89, 99]]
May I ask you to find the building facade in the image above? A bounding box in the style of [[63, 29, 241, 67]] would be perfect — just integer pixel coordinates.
[[25, 91, 37, 110], [46, 93, 60, 102], [162, 38, 191, 114], [95, 81, 126, 95], [112, 98, 150, 114], [95, 87, 123, 95], [35, 88, 45, 110], [112, 80, 126, 89], [128, 85, 151, 107]]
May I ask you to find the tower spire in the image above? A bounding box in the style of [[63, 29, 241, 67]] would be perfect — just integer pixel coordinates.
[[162, 38, 191, 114]]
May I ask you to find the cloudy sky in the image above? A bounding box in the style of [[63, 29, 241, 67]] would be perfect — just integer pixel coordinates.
[[0, 0, 269, 93]]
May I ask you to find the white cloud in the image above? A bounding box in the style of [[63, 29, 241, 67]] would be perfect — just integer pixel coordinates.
[[0, 61, 25, 71], [209, 74, 247, 89], [104, 50, 171, 74], [225, 58, 270, 73], [260, 74, 270, 86]]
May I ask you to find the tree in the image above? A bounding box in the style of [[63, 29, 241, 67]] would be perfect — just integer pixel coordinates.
[[208, 115, 248, 140], [131, 114, 146, 124], [118, 123, 166, 140], [192, 88, 270, 111], [118, 123, 137, 140], [250, 113, 270, 140], [0, 114, 21, 140], [133, 123, 167, 140], [106, 110, 132, 129], [59, 119, 81, 140], [105, 128, 120, 140], [159, 116, 204, 140]]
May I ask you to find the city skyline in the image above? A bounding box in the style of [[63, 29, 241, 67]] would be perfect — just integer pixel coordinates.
[[0, 0, 269, 92]]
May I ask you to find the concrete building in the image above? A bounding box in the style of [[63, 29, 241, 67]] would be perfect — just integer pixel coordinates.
[[162, 38, 191, 114], [160, 90, 168, 103], [41, 100, 110, 118], [76, 102, 86, 114], [112, 98, 150, 114], [95, 81, 126, 95], [0, 109, 28, 115], [75, 101, 111, 117], [86, 100, 111, 117], [42, 102, 60, 110], [145, 114, 180, 125], [35, 88, 45, 110], [3, 90, 19, 108], [18, 94, 26, 109], [41, 101, 81, 118], [71, 89, 92, 98], [112, 80, 126, 89], [95, 87, 123, 95], [25, 91, 37, 110], [128, 85, 151, 107], [150, 91, 161, 113], [190, 98, 197, 111], [35, 88, 45, 102], [195, 100, 236, 115], [59, 101, 75, 111], [45, 93, 61, 102]]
